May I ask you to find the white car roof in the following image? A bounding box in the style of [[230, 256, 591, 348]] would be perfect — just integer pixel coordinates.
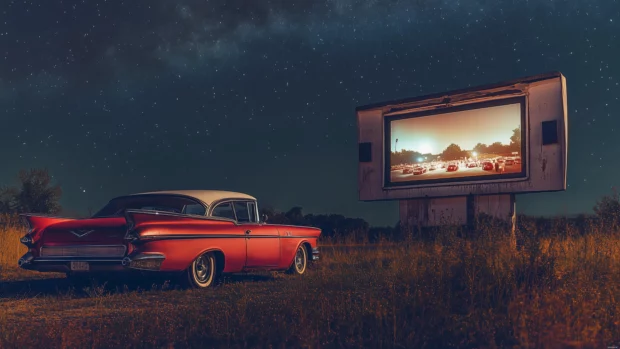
[[128, 190, 256, 206]]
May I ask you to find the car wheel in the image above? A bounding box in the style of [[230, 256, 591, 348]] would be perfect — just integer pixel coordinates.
[[286, 245, 308, 275], [187, 252, 217, 288]]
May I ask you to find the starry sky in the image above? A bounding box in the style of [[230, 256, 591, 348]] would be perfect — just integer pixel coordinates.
[[0, 0, 618, 226], [391, 102, 521, 155]]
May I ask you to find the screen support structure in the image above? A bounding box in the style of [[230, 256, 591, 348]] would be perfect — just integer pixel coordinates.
[[399, 194, 517, 248]]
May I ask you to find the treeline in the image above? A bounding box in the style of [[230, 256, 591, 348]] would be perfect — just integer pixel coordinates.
[[391, 126, 522, 164], [2, 168, 620, 241], [258, 206, 398, 243]]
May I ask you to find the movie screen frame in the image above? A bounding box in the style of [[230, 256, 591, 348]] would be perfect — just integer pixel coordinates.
[[383, 96, 528, 188]]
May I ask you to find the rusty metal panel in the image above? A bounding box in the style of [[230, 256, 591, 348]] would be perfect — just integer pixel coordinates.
[[474, 194, 515, 221], [400, 194, 515, 228], [357, 72, 568, 201], [399, 197, 467, 226]]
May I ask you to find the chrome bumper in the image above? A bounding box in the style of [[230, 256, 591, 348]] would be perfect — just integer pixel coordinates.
[[312, 247, 319, 261], [18, 252, 166, 273], [18, 252, 126, 272], [122, 253, 166, 271]]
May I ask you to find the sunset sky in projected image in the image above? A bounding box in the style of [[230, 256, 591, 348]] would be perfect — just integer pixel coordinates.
[[390, 102, 522, 155]]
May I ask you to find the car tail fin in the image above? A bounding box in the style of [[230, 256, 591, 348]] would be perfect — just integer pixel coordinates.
[[19, 214, 76, 243]]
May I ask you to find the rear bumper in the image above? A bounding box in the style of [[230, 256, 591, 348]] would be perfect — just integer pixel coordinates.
[[18, 252, 166, 273], [18, 252, 126, 273]]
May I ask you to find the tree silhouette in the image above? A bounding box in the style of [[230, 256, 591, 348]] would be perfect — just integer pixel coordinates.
[[473, 143, 487, 154], [510, 126, 521, 145], [440, 143, 466, 161], [391, 149, 424, 165], [509, 126, 522, 152], [0, 168, 62, 214], [0, 186, 19, 213]]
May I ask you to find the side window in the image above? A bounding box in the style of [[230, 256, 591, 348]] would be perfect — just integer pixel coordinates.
[[248, 202, 257, 223], [211, 202, 235, 220], [183, 204, 206, 216], [233, 201, 251, 223]]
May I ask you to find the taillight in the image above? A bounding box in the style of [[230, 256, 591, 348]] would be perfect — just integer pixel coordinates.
[[20, 235, 33, 246], [19, 216, 35, 247], [124, 211, 138, 241]]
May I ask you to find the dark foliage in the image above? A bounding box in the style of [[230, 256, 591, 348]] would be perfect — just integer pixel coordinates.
[[0, 168, 62, 215]]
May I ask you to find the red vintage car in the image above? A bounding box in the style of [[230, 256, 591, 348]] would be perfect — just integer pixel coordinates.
[[17, 190, 321, 288]]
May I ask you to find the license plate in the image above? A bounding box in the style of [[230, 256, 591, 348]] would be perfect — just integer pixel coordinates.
[[70, 261, 90, 271]]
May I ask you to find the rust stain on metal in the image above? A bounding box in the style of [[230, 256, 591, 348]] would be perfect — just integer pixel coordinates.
[[361, 167, 374, 183]]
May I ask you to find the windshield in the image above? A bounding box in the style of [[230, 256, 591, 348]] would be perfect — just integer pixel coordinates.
[[92, 195, 207, 218]]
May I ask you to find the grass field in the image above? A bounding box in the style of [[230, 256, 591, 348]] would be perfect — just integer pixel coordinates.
[[1, 214, 619, 348]]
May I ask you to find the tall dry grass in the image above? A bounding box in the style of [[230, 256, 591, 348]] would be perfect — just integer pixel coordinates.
[[0, 215, 28, 278], [0, 214, 619, 348]]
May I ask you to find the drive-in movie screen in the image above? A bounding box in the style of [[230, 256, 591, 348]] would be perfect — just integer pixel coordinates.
[[385, 98, 526, 187]]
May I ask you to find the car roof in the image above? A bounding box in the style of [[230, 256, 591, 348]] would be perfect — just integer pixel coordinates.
[[126, 190, 257, 207]]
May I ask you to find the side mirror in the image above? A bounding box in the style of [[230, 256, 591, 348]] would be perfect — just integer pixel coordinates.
[[261, 214, 269, 223]]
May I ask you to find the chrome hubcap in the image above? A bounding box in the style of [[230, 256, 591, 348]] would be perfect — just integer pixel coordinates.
[[194, 255, 212, 283], [294, 247, 306, 273]]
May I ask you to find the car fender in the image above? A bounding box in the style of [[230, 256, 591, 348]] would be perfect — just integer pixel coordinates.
[[184, 247, 227, 272], [286, 239, 313, 267]]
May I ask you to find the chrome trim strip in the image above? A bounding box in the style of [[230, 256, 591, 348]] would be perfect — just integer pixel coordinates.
[[124, 209, 237, 223], [137, 234, 318, 241], [32, 258, 125, 263], [122, 253, 166, 270], [270, 223, 323, 231], [40, 244, 127, 257], [41, 244, 127, 247], [68, 229, 95, 238]]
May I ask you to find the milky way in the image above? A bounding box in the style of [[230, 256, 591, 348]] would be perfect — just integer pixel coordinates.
[[1, 0, 618, 224]]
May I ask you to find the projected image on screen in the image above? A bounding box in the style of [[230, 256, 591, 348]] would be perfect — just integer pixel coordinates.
[[386, 99, 525, 186]]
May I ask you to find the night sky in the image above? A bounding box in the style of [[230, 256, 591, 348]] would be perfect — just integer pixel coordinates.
[[391, 102, 521, 154], [1, 1, 618, 226]]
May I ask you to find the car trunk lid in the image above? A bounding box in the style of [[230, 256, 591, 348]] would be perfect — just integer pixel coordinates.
[[41, 217, 127, 243]]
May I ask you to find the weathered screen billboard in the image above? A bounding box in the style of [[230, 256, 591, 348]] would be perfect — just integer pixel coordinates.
[[385, 97, 526, 187], [356, 71, 568, 201]]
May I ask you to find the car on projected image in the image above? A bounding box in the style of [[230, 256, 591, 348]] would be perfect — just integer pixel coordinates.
[[505, 159, 515, 166], [413, 167, 427, 175], [402, 167, 414, 174], [17, 190, 321, 289], [482, 162, 494, 171], [446, 164, 459, 172], [467, 162, 477, 168]]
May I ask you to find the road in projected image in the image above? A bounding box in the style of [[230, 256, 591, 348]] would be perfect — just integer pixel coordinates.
[[391, 159, 522, 182], [388, 100, 524, 184]]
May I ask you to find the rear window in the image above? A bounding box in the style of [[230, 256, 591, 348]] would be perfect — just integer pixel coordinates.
[[92, 195, 207, 217]]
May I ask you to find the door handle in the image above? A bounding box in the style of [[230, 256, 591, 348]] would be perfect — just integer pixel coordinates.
[[245, 230, 251, 235]]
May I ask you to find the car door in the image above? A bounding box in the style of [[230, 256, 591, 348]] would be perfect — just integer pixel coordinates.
[[232, 200, 281, 267]]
